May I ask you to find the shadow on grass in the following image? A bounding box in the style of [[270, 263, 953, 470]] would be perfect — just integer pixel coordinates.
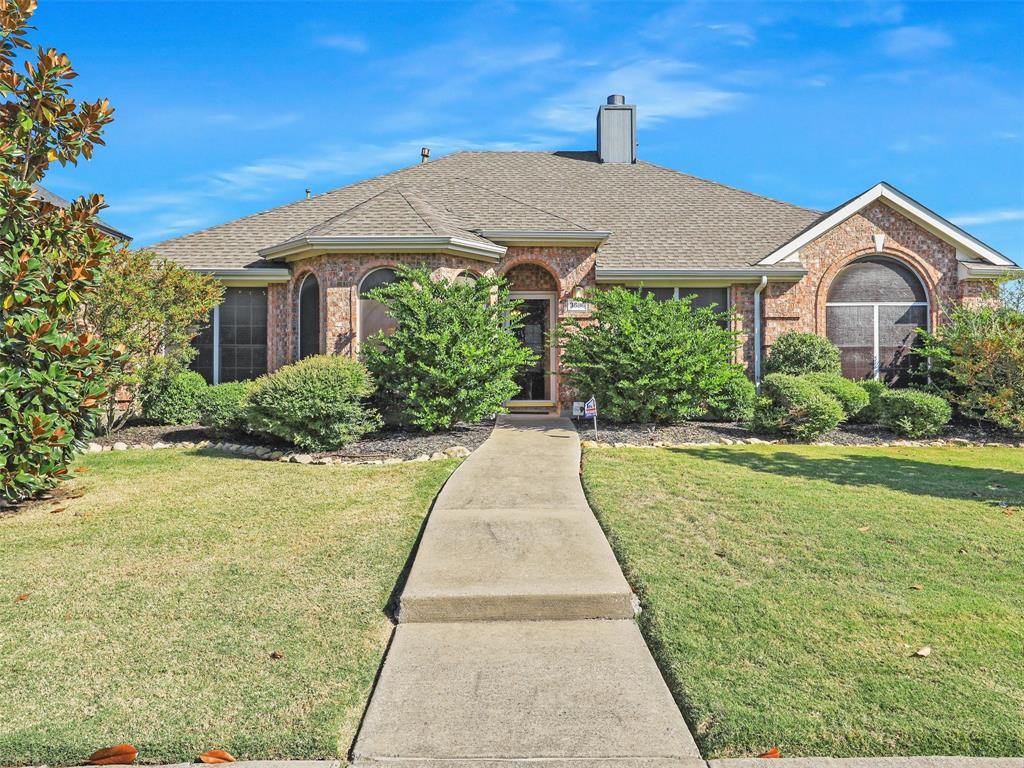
[[672, 447, 1024, 506]]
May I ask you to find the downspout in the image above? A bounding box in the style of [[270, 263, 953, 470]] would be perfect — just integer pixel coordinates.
[[753, 275, 768, 392]]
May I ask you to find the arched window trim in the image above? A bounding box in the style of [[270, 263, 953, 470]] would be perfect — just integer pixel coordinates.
[[357, 266, 400, 352], [295, 271, 320, 360], [825, 255, 929, 381]]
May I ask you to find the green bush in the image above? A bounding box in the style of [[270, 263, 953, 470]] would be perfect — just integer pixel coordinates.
[[199, 382, 251, 433], [705, 368, 756, 422], [363, 267, 535, 432], [764, 332, 842, 376], [878, 388, 952, 438], [801, 373, 870, 422], [244, 355, 381, 450], [141, 360, 208, 425], [752, 373, 844, 442], [853, 379, 887, 424], [557, 286, 740, 424]]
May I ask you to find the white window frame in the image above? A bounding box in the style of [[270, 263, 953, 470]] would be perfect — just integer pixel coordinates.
[[824, 299, 930, 380]]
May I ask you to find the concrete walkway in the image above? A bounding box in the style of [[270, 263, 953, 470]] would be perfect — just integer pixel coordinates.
[[351, 415, 702, 768]]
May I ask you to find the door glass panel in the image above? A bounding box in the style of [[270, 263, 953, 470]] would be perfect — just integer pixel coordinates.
[[513, 299, 549, 400]]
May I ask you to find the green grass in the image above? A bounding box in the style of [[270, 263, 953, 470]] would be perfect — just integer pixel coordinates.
[[0, 449, 458, 766], [582, 445, 1024, 759]]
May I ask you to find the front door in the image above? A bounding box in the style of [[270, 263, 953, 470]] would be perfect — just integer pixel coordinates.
[[512, 297, 552, 401]]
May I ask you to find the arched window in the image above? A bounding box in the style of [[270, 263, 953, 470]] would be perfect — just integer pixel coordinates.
[[358, 267, 400, 347], [454, 270, 478, 286], [826, 256, 928, 385], [296, 273, 320, 360]]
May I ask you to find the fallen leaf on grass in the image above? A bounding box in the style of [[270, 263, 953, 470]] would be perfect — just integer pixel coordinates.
[[14, 593, 29, 602], [269, 650, 283, 660], [88, 744, 137, 765], [758, 746, 781, 758], [857, 526, 870, 533], [74, 467, 90, 473], [50, 507, 65, 514], [199, 749, 235, 763], [910, 584, 923, 590], [913, 646, 932, 657]]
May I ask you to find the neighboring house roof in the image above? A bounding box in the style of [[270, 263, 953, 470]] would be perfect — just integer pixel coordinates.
[[151, 151, 822, 273], [31, 184, 132, 242]]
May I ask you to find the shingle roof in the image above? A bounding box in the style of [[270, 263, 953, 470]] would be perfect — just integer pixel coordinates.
[[151, 151, 823, 272], [32, 184, 132, 241]]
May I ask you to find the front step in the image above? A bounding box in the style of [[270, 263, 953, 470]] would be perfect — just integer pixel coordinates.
[[350, 620, 702, 768], [505, 400, 559, 415]]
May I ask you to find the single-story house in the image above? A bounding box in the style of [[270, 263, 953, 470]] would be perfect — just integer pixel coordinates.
[[152, 95, 1022, 413]]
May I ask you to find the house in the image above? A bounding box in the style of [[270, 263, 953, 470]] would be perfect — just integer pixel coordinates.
[[32, 184, 132, 242], [152, 95, 1022, 412]]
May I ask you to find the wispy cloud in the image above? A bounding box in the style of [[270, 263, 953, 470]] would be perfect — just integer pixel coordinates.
[[878, 25, 953, 57], [315, 33, 369, 53], [537, 59, 741, 132], [699, 22, 756, 47], [951, 208, 1024, 227]]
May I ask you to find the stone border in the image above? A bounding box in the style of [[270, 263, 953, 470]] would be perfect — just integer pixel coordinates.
[[583, 437, 1024, 450], [83, 439, 472, 465]]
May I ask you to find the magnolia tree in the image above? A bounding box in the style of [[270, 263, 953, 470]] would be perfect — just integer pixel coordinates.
[[0, 0, 121, 502]]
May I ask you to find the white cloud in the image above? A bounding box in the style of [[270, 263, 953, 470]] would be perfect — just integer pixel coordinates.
[[951, 209, 1024, 227], [315, 33, 369, 53], [701, 22, 757, 47], [537, 59, 741, 133], [878, 25, 953, 57]]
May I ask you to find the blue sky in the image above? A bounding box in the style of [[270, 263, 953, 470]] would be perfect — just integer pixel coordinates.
[[39, 0, 1024, 262]]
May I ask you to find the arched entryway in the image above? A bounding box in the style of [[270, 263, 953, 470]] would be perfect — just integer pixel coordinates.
[[296, 272, 320, 360], [825, 256, 929, 384], [358, 267, 400, 349], [503, 263, 559, 404]]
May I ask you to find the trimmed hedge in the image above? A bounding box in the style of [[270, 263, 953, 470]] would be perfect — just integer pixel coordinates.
[[199, 382, 251, 434], [764, 332, 842, 376], [853, 379, 887, 424], [802, 373, 870, 422], [752, 373, 844, 442], [878, 388, 952, 438], [244, 355, 381, 451], [705, 368, 756, 422], [141, 360, 208, 425]]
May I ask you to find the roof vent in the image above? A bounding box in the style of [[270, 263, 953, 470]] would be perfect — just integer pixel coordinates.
[[597, 94, 636, 164]]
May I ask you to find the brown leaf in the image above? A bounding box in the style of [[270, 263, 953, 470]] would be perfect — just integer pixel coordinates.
[[14, 593, 29, 602], [199, 749, 236, 764], [87, 744, 137, 765], [74, 467, 90, 473], [758, 746, 782, 758], [269, 650, 283, 660], [50, 507, 65, 514]]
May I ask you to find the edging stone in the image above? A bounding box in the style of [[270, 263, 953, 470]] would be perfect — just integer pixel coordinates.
[[581, 438, 1024, 450]]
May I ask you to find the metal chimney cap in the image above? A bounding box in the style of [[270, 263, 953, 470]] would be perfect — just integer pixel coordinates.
[[607, 94, 626, 105], [420, 147, 431, 163]]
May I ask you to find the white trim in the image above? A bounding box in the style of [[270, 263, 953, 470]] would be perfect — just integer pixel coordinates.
[[507, 291, 558, 406], [596, 268, 806, 283], [872, 304, 880, 380], [192, 267, 292, 285], [211, 304, 221, 386], [957, 261, 1024, 281], [826, 301, 928, 307], [753, 275, 767, 387], [476, 230, 610, 247], [758, 182, 1013, 267], [259, 235, 506, 262]]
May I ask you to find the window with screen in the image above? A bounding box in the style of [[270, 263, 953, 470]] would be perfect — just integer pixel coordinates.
[[190, 315, 215, 384], [359, 268, 400, 347], [219, 287, 268, 382], [625, 286, 729, 327], [297, 274, 320, 360]]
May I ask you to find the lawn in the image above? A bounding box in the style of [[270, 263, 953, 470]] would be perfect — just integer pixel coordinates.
[[0, 448, 458, 766], [582, 444, 1024, 759]]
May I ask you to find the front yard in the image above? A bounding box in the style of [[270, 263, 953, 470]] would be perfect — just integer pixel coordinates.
[[582, 444, 1024, 758], [0, 449, 458, 766]]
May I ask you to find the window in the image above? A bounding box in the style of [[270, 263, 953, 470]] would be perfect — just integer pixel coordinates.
[[358, 267, 400, 347], [826, 256, 928, 384], [454, 270, 478, 285], [190, 287, 268, 384], [625, 286, 729, 327], [297, 273, 320, 360]]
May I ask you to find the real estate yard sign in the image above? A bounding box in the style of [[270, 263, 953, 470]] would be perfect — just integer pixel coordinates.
[[585, 397, 598, 439]]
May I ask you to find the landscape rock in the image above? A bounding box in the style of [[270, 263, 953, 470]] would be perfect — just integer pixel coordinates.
[[87, 442, 103, 453], [291, 453, 314, 464], [112, 441, 128, 451], [411, 454, 430, 462], [430, 451, 447, 461], [444, 445, 471, 458]]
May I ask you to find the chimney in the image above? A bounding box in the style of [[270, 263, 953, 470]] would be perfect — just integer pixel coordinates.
[[597, 94, 636, 164]]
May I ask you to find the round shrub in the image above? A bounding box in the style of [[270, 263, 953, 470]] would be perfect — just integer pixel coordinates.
[[705, 368, 756, 422], [801, 373, 870, 422], [141, 361, 208, 425], [878, 388, 952, 438], [243, 355, 382, 451], [764, 332, 842, 376], [852, 379, 887, 424], [752, 373, 844, 442], [199, 382, 252, 434]]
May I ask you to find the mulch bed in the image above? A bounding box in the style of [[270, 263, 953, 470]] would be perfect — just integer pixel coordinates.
[[92, 420, 496, 461], [575, 419, 1023, 447]]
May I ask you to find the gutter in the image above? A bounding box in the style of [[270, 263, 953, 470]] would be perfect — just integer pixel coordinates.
[[595, 268, 806, 283], [753, 275, 768, 390]]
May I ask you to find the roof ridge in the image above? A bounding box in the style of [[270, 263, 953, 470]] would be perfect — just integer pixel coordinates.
[[396, 188, 451, 237]]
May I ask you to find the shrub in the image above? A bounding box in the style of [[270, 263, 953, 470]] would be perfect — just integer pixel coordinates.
[[557, 287, 739, 424], [141, 360, 207, 425], [801, 373, 870, 422], [853, 379, 887, 424], [199, 382, 251, 433], [752, 373, 844, 442], [1, 5, 121, 503], [916, 298, 1024, 433], [705, 368, 756, 422], [362, 267, 535, 432], [244, 355, 381, 450], [878, 389, 952, 438], [764, 332, 842, 376]]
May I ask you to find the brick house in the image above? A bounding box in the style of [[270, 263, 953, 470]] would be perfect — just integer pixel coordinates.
[[152, 95, 1021, 413]]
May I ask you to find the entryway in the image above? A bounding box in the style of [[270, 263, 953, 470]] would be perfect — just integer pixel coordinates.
[[508, 292, 557, 411]]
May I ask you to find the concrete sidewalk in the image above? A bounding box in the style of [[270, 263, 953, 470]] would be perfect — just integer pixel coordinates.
[[351, 415, 702, 768]]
